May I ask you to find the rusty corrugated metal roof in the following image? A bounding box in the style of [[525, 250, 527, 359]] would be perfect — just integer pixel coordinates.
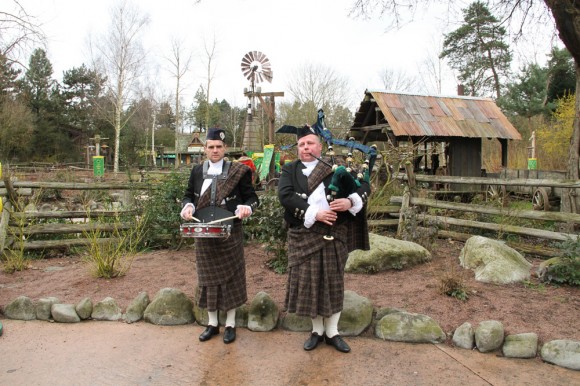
[[364, 90, 522, 140]]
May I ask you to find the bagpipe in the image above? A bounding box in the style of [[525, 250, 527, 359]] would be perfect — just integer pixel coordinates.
[[277, 109, 378, 200]]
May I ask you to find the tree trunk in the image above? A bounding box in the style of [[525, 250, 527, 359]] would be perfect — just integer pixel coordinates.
[[546, 0, 580, 214]]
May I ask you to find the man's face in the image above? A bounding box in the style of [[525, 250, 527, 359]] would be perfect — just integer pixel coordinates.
[[204, 139, 226, 163], [297, 134, 322, 162]]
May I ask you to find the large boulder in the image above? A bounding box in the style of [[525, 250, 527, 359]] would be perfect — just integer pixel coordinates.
[[475, 320, 504, 353], [3, 296, 36, 320], [459, 236, 531, 284], [91, 297, 123, 321], [346, 233, 431, 273], [247, 292, 278, 332], [143, 288, 194, 326], [375, 311, 446, 343], [338, 290, 373, 336], [452, 322, 475, 350], [502, 333, 538, 359], [540, 339, 580, 370], [36, 297, 60, 321], [279, 313, 312, 332], [125, 292, 150, 323], [51, 304, 81, 323], [75, 297, 93, 320]]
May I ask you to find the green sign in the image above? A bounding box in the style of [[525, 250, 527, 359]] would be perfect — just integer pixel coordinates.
[[259, 145, 275, 181], [93, 156, 105, 177], [528, 158, 537, 170]]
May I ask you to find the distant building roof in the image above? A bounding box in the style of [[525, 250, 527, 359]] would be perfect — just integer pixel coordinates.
[[350, 90, 522, 142]]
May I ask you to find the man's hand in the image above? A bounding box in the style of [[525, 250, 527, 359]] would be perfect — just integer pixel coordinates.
[[315, 209, 337, 225], [180, 204, 194, 220], [329, 198, 352, 212], [236, 205, 252, 219]]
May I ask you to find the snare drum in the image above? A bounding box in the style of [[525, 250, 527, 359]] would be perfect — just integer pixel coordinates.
[[180, 223, 231, 238]]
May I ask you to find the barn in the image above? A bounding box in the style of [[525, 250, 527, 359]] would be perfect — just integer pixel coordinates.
[[348, 90, 522, 191]]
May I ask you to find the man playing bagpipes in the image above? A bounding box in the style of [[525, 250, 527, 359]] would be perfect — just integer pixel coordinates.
[[277, 124, 371, 353], [180, 127, 259, 344]]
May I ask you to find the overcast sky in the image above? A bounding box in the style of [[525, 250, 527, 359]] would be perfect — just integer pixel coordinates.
[[14, 0, 559, 110]]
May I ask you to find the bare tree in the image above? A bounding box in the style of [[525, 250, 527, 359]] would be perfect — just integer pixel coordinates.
[[287, 62, 351, 109], [350, 0, 580, 214], [378, 68, 420, 93], [201, 35, 218, 130], [88, 0, 150, 173], [0, 1, 45, 67], [165, 38, 193, 169]]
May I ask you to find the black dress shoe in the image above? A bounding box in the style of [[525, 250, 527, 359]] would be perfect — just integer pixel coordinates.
[[303, 332, 324, 351], [223, 326, 236, 344], [324, 334, 351, 353], [199, 325, 219, 342]]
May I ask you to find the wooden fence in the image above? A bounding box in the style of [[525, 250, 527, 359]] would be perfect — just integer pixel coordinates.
[[1, 176, 144, 252], [393, 164, 580, 257]]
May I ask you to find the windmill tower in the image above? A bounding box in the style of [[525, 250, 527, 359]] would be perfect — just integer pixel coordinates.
[[240, 51, 283, 152]]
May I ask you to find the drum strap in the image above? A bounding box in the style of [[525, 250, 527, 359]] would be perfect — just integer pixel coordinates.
[[202, 160, 231, 206]]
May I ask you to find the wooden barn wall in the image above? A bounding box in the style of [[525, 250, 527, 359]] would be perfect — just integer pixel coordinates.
[[448, 138, 482, 192]]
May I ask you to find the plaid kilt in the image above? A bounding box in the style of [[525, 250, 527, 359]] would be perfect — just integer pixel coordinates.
[[195, 222, 247, 311], [285, 222, 348, 318]]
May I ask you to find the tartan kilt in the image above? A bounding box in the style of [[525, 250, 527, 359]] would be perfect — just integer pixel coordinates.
[[195, 222, 247, 311], [285, 224, 348, 318]]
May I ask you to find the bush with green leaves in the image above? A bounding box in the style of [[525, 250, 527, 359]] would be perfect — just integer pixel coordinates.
[[244, 191, 288, 273], [138, 170, 190, 249], [543, 237, 580, 286]]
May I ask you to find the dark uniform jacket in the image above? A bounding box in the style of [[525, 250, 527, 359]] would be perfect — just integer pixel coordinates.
[[278, 158, 371, 254], [183, 161, 259, 220]]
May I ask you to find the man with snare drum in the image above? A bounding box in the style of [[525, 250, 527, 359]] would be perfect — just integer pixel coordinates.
[[180, 127, 259, 344]]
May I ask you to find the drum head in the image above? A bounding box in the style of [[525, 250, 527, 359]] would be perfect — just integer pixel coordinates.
[[194, 206, 234, 227]]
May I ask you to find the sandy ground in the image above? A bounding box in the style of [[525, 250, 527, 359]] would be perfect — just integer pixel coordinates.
[[1, 319, 578, 386]]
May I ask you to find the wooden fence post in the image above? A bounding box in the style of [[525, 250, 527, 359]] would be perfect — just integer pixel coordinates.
[[0, 199, 10, 252], [397, 162, 416, 237]]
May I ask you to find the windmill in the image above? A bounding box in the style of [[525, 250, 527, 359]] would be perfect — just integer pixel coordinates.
[[240, 51, 283, 153]]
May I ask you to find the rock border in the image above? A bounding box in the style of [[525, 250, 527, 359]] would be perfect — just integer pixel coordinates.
[[2, 289, 578, 372]]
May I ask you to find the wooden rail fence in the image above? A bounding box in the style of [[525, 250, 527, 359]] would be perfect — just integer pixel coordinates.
[[393, 164, 580, 257]]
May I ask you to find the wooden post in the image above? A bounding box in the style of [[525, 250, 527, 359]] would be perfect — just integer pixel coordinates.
[[398, 161, 417, 237], [0, 199, 11, 252]]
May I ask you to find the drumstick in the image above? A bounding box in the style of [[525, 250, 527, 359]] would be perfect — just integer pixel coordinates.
[[191, 216, 201, 222], [205, 215, 239, 225]]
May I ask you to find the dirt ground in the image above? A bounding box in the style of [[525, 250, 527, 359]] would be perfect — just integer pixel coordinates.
[[1, 236, 579, 384], [1, 236, 578, 343]]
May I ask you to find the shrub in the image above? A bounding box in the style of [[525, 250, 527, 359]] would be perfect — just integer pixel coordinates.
[[81, 213, 147, 279], [138, 170, 189, 249], [244, 191, 288, 274], [542, 237, 580, 286]]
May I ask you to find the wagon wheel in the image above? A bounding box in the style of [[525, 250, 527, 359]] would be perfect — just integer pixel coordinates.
[[532, 187, 551, 211], [486, 184, 507, 206]]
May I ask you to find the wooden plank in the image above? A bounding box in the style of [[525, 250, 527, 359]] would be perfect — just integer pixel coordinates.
[[396, 174, 580, 189], [421, 214, 578, 242], [11, 210, 135, 220], [0, 188, 33, 196], [390, 196, 580, 224], [368, 219, 399, 227], [9, 222, 132, 236], [21, 237, 121, 250], [0, 181, 148, 190]]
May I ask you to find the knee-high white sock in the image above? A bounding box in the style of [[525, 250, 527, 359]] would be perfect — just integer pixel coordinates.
[[225, 308, 236, 328], [311, 315, 324, 335], [208, 310, 219, 327], [324, 312, 341, 338]]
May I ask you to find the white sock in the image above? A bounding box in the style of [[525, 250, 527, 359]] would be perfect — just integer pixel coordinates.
[[208, 310, 218, 327], [324, 312, 341, 338], [225, 308, 236, 328], [311, 315, 324, 335]]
